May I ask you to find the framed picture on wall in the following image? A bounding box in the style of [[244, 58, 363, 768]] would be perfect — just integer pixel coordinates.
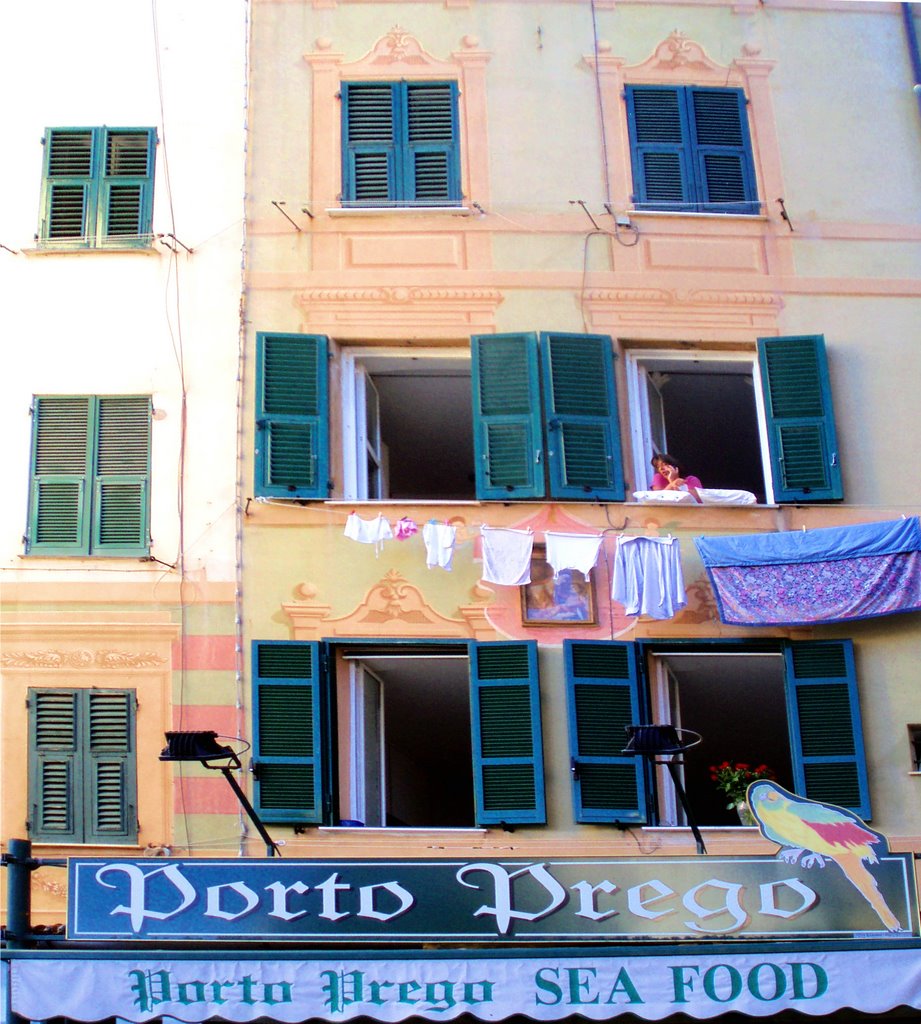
[[520, 547, 596, 626]]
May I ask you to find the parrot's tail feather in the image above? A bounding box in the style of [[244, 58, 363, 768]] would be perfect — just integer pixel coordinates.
[[836, 853, 902, 932]]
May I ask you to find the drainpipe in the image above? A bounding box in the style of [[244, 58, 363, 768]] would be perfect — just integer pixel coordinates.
[[903, 3, 921, 123]]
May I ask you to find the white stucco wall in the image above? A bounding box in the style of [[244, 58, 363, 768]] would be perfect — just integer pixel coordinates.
[[1, 0, 247, 582]]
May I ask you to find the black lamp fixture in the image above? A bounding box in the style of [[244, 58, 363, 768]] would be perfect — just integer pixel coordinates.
[[160, 731, 281, 857], [623, 724, 707, 856]]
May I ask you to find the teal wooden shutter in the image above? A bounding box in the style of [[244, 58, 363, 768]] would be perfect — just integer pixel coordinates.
[[565, 641, 646, 824], [688, 89, 758, 214], [471, 333, 544, 499], [41, 129, 95, 243], [626, 87, 691, 210], [27, 397, 93, 554], [404, 82, 460, 205], [252, 641, 325, 824], [255, 333, 329, 498], [342, 83, 398, 204], [540, 332, 625, 501], [85, 690, 137, 843], [29, 690, 80, 841], [100, 129, 156, 245], [784, 640, 870, 818], [470, 641, 545, 825], [758, 335, 842, 502], [92, 397, 151, 554]]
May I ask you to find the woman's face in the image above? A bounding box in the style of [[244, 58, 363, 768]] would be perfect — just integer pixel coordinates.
[[655, 459, 677, 479]]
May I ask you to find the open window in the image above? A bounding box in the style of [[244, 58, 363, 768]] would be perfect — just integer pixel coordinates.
[[566, 638, 870, 827], [341, 348, 475, 500], [251, 639, 545, 828], [626, 335, 843, 503]]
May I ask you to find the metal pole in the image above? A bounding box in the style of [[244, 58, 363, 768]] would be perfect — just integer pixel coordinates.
[[664, 761, 707, 856], [218, 766, 281, 857], [4, 838, 34, 948]]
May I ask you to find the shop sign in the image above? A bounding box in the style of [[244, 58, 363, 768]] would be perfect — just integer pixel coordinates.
[[8, 948, 921, 1022], [67, 854, 919, 942]]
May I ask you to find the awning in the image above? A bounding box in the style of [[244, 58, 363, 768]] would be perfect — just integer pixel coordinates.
[[695, 517, 921, 626], [6, 945, 921, 1022]]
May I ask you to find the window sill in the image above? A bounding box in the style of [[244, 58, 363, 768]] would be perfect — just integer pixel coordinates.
[[626, 209, 768, 223], [327, 206, 472, 218], [319, 826, 488, 836], [22, 245, 159, 257]]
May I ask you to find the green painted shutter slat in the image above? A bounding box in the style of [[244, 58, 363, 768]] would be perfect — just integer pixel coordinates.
[[470, 641, 545, 825], [343, 83, 397, 204], [29, 688, 137, 843], [471, 333, 544, 499], [565, 641, 646, 823], [86, 690, 136, 842], [252, 641, 325, 824], [405, 82, 460, 204], [28, 397, 92, 553], [689, 89, 757, 213], [255, 334, 329, 498], [93, 397, 151, 553], [758, 335, 842, 502], [43, 130, 94, 242], [626, 87, 691, 209], [41, 128, 155, 247], [541, 332, 624, 501], [785, 640, 869, 818]]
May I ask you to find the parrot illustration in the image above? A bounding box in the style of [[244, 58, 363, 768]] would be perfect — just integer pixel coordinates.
[[746, 780, 903, 932]]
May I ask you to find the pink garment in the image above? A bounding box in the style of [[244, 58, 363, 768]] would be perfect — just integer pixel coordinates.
[[651, 472, 703, 491], [394, 517, 418, 540]]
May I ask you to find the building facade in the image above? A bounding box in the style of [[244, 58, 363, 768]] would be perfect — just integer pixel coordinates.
[[3, 0, 921, 1022]]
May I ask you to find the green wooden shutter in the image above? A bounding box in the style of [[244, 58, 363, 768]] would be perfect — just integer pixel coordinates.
[[342, 83, 398, 205], [625, 87, 691, 210], [784, 640, 870, 818], [92, 397, 151, 554], [688, 89, 758, 214], [252, 641, 325, 824], [27, 397, 93, 554], [85, 690, 137, 843], [100, 130, 156, 245], [41, 129, 95, 243], [540, 332, 625, 501], [255, 333, 329, 498], [565, 641, 646, 823], [404, 82, 460, 205], [758, 335, 842, 502], [471, 333, 544, 500], [29, 690, 80, 841], [470, 641, 545, 826]]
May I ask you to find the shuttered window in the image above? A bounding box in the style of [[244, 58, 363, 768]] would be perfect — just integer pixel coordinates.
[[341, 82, 461, 207], [625, 86, 758, 214], [26, 396, 151, 556], [255, 333, 329, 499], [757, 334, 843, 502], [471, 332, 625, 501], [39, 127, 156, 247], [565, 641, 647, 823], [785, 639, 870, 818], [28, 688, 137, 844]]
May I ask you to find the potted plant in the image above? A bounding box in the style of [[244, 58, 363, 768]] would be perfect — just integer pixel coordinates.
[[709, 761, 775, 825]]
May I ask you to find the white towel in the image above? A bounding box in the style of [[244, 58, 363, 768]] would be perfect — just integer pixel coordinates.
[[544, 531, 603, 578], [480, 526, 534, 586], [423, 522, 457, 571], [344, 512, 393, 556]]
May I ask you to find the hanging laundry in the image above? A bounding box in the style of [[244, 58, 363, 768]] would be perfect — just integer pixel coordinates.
[[696, 516, 921, 626], [423, 521, 457, 571], [394, 516, 419, 541], [344, 512, 393, 556], [612, 535, 687, 620], [480, 526, 534, 586], [544, 531, 603, 579]]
